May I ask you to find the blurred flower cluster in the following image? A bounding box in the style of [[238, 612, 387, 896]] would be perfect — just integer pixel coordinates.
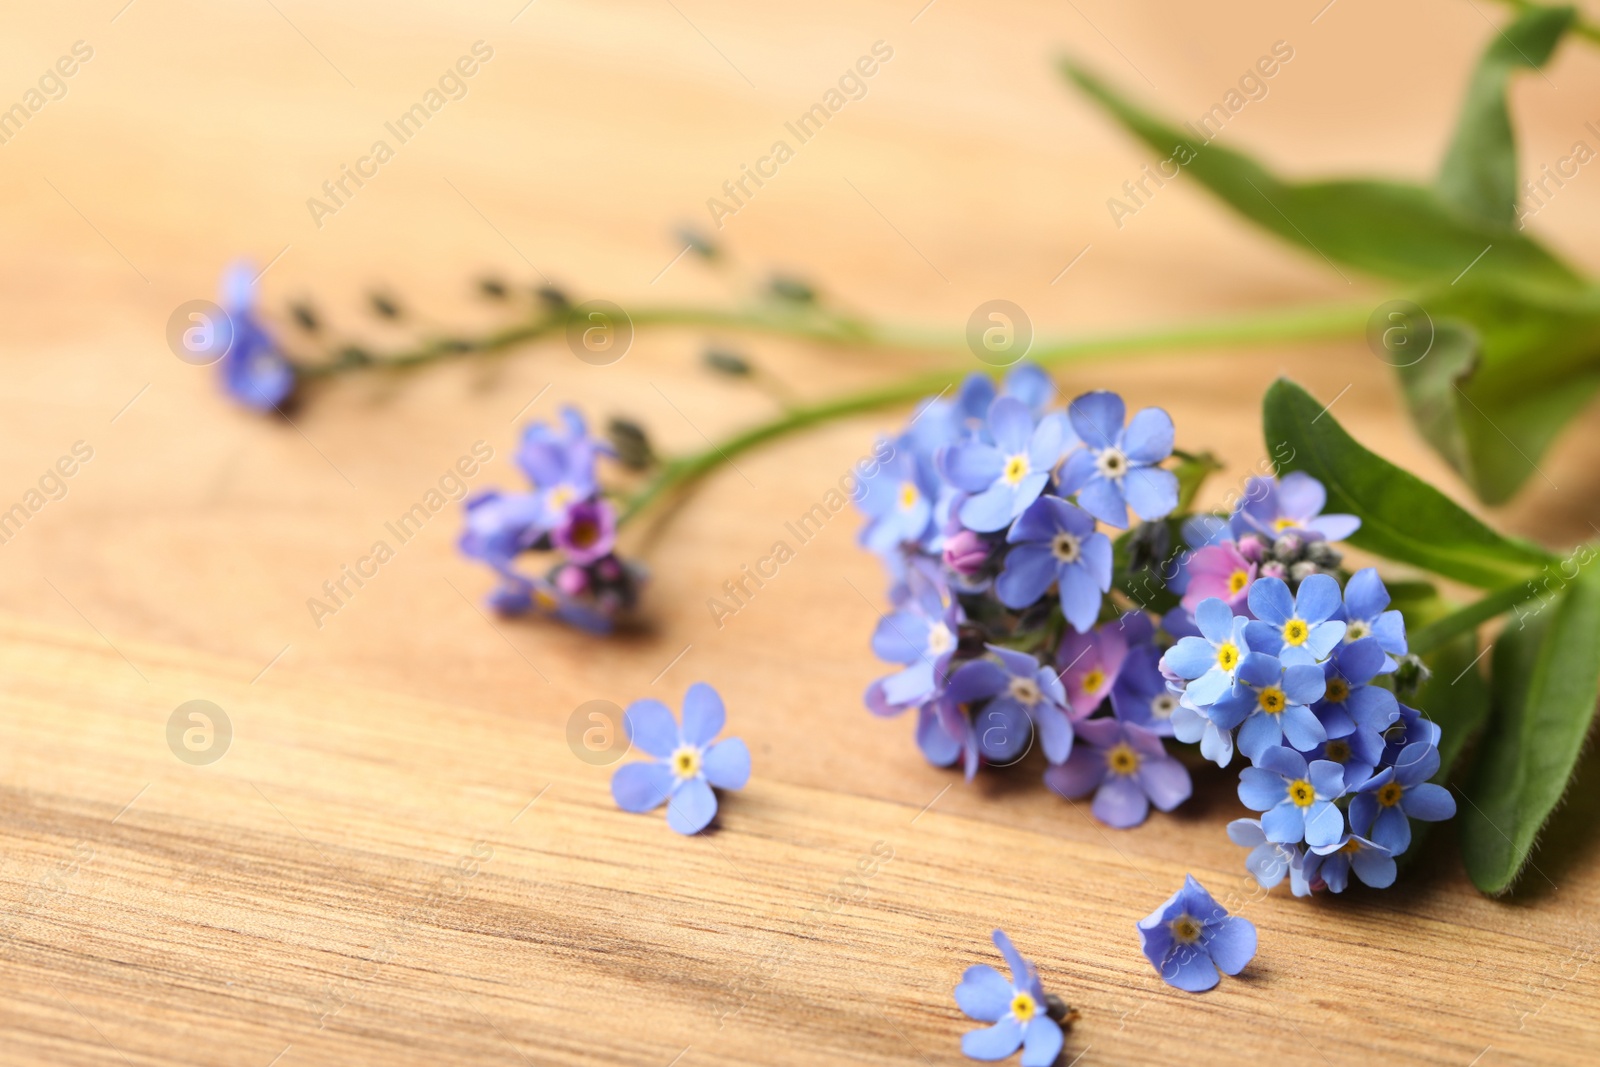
[[459, 407, 645, 633], [856, 369, 1454, 897]]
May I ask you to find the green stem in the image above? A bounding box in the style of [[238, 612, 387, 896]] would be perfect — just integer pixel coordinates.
[[616, 298, 1372, 525], [1479, 0, 1600, 45], [1409, 577, 1548, 656]]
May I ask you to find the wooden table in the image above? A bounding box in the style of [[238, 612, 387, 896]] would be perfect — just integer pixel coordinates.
[[3, 1, 1598, 1063]]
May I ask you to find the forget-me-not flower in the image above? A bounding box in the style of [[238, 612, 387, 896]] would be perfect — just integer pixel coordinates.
[[994, 496, 1112, 631], [949, 647, 1075, 764], [1245, 573, 1346, 664], [943, 397, 1069, 533], [611, 683, 750, 834], [1350, 741, 1457, 855], [1044, 718, 1190, 828], [1058, 391, 1178, 528], [1338, 567, 1408, 669], [1237, 747, 1347, 849], [1137, 875, 1257, 992], [1231, 472, 1360, 542], [217, 262, 296, 411], [953, 928, 1066, 1066]]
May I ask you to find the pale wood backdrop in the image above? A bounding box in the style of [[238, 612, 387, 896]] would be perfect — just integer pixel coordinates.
[[2, 1, 1599, 1064]]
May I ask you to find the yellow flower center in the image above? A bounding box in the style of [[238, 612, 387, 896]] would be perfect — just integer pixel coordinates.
[[671, 746, 701, 780], [533, 587, 560, 611], [1288, 778, 1316, 807], [1169, 914, 1202, 944], [1227, 569, 1250, 595], [1377, 781, 1404, 807], [1272, 517, 1296, 532], [898, 482, 919, 510], [1339, 838, 1363, 854], [1282, 618, 1309, 646], [1325, 678, 1350, 704], [1107, 742, 1140, 775], [1081, 668, 1106, 693], [1257, 686, 1286, 715], [547, 484, 577, 512], [1344, 620, 1369, 642], [1010, 991, 1038, 1022], [1215, 642, 1239, 671], [1002, 454, 1030, 486], [1323, 739, 1351, 763]]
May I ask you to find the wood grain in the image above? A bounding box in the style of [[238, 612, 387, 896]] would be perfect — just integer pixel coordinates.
[[2, 1, 1599, 1064]]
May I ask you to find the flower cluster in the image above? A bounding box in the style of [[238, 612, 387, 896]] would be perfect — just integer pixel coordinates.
[[459, 407, 645, 633], [857, 368, 1193, 827], [1156, 479, 1456, 895]]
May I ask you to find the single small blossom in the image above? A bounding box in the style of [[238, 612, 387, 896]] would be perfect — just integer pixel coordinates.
[[553, 498, 616, 565], [217, 262, 296, 410], [1349, 742, 1457, 855], [1058, 391, 1178, 529], [1338, 567, 1408, 669], [994, 496, 1112, 632], [1044, 719, 1190, 828], [1312, 636, 1400, 740], [1137, 875, 1257, 992], [1181, 540, 1257, 616], [517, 406, 606, 525], [943, 528, 991, 577], [611, 683, 750, 834], [1161, 598, 1266, 707], [1110, 644, 1180, 736], [865, 570, 962, 716], [1307, 833, 1396, 892], [1382, 704, 1442, 765], [949, 647, 1074, 764], [857, 441, 939, 554], [1237, 747, 1347, 849], [459, 489, 546, 569], [1226, 818, 1318, 896], [1231, 472, 1360, 542], [1307, 730, 1385, 792], [1056, 625, 1128, 718], [1245, 574, 1347, 664], [953, 929, 1065, 1066], [1212, 653, 1328, 762], [943, 397, 1069, 533]]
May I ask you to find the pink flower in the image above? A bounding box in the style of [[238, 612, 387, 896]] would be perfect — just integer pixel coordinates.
[[1182, 542, 1256, 616], [1057, 625, 1129, 718]]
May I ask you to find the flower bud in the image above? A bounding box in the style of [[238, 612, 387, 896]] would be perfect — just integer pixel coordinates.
[[1305, 540, 1342, 568], [1259, 561, 1288, 580], [1272, 533, 1304, 560], [943, 529, 989, 577], [1289, 561, 1321, 583], [1236, 533, 1268, 563]]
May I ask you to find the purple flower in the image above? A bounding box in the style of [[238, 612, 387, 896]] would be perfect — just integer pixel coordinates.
[[459, 489, 545, 569], [517, 406, 605, 525], [1350, 742, 1457, 855], [1111, 643, 1179, 737], [553, 498, 616, 565], [217, 262, 296, 411], [994, 496, 1112, 632], [1044, 719, 1190, 827], [1231, 471, 1360, 542], [1338, 567, 1407, 669], [949, 647, 1075, 764], [1137, 875, 1257, 992], [943, 397, 1069, 533], [943, 528, 991, 577], [865, 570, 962, 716], [611, 683, 750, 834], [1306, 833, 1396, 892], [1058, 391, 1178, 528], [1245, 574, 1347, 664], [954, 929, 1065, 1066], [1057, 624, 1128, 717], [1237, 747, 1347, 849]]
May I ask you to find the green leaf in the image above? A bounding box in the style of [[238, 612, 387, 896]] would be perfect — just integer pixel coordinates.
[[1262, 378, 1555, 587], [1059, 59, 1584, 291], [1416, 631, 1493, 779], [1437, 5, 1575, 227], [1395, 279, 1600, 504], [1460, 564, 1600, 894]]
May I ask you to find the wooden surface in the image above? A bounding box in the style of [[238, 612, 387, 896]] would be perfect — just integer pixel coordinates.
[[3, 1, 1600, 1064]]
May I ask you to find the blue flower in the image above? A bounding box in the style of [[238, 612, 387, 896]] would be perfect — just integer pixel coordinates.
[[1307, 833, 1397, 892], [1211, 653, 1328, 761], [953, 929, 1064, 1066], [1307, 729, 1385, 793], [459, 489, 545, 569], [1338, 567, 1408, 669], [1058, 391, 1178, 529], [1044, 719, 1191, 828], [517, 406, 606, 525], [1382, 704, 1442, 765], [943, 397, 1069, 533], [1170, 691, 1237, 768], [994, 496, 1111, 631], [611, 683, 750, 834], [1226, 819, 1318, 896], [949, 647, 1075, 764], [1244, 574, 1347, 664], [1237, 747, 1347, 849], [1313, 636, 1400, 742], [1231, 472, 1360, 542], [217, 262, 296, 410], [1137, 875, 1257, 992], [1350, 742, 1457, 855], [865, 569, 962, 716], [1161, 597, 1261, 707], [857, 439, 938, 554], [487, 573, 617, 634]]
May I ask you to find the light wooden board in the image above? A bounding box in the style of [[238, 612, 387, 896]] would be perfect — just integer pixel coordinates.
[[3, 1, 1600, 1064]]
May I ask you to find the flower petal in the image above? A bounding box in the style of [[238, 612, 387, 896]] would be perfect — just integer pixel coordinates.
[[960, 482, 1023, 533], [995, 545, 1058, 609], [623, 699, 680, 758], [666, 776, 719, 834], [1122, 407, 1175, 464], [1402, 782, 1456, 822], [1123, 466, 1178, 522], [1247, 577, 1294, 626], [1044, 747, 1105, 799], [988, 397, 1034, 454], [701, 737, 751, 790], [1203, 916, 1257, 975], [954, 964, 1012, 1023], [962, 1019, 1024, 1062], [1160, 947, 1220, 992], [610, 761, 673, 814], [1075, 475, 1128, 529], [1137, 756, 1192, 812], [1093, 774, 1151, 828], [1020, 1017, 1065, 1067], [1067, 390, 1126, 449], [680, 682, 725, 746]]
